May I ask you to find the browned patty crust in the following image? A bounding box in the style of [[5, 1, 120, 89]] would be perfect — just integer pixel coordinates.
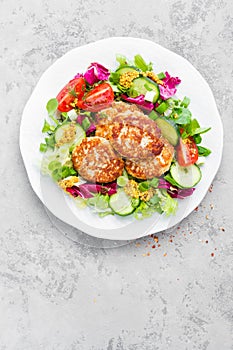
[[95, 101, 163, 158], [72, 137, 124, 183], [125, 140, 174, 179]]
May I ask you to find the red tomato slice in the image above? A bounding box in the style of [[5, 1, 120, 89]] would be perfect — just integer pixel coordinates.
[[56, 77, 86, 112], [176, 137, 199, 166], [77, 82, 114, 112]]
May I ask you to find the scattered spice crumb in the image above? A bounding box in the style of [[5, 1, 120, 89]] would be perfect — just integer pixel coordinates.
[[210, 204, 214, 209], [206, 215, 209, 220], [209, 184, 213, 192], [211, 252, 215, 257], [194, 206, 199, 211], [142, 252, 150, 257], [158, 244, 161, 247], [152, 245, 156, 249], [169, 239, 173, 243], [153, 236, 159, 243], [220, 227, 225, 232], [163, 253, 167, 257], [135, 242, 141, 247], [205, 240, 209, 244], [214, 248, 217, 251], [189, 231, 192, 235]]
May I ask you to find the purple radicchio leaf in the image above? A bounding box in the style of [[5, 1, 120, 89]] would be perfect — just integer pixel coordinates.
[[84, 62, 110, 85], [121, 94, 154, 111], [159, 71, 181, 100]]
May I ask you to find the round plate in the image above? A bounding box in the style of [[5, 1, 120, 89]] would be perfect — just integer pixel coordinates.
[[19, 37, 223, 241]]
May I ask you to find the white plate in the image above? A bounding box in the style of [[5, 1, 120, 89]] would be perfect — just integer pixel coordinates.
[[19, 37, 223, 241]]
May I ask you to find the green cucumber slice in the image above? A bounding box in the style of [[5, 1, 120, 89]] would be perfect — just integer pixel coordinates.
[[109, 189, 140, 216], [55, 122, 85, 147], [170, 162, 202, 188], [155, 117, 180, 146], [131, 77, 160, 103]]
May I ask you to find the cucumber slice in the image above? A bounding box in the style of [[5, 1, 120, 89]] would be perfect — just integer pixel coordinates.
[[55, 122, 85, 147], [131, 77, 160, 103], [109, 189, 140, 216], [155, 117, 180, 146], [170, 162, 202, 188], [116, 65, 139, 75]]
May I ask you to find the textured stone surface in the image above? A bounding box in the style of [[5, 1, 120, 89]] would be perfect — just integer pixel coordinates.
[[0, 0, 233, 349]]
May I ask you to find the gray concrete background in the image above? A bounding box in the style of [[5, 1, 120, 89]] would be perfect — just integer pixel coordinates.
[[0, 0, 233, 349]]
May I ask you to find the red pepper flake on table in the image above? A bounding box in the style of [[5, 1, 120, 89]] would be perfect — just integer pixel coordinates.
[[209, 184, 213, 192]]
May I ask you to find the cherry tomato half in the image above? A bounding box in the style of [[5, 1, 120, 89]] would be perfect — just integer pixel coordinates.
[[176, 137, 199, 166], [77, 82, 114, 112], [56, 77, 86, 112]]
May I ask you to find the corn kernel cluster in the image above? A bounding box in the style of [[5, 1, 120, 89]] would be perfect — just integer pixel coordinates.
[[56, 122, 76, 147], [124, 180, 155, 202], [145, 71, 164, 85], [119, 71, 139, 88], [59, 176, 79, 190]]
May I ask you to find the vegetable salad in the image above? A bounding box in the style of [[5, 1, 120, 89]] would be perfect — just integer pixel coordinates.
[[39, 54, 211, 219]]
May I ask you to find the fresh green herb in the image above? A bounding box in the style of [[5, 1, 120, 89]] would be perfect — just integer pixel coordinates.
[[164, 173, 183, 188], [180, 118, 211, 139], [193, 134, 202, 144], [149, 194, 160, 205], [150, 178, 159, 188], [40, 143, 47, 152], [46, 98, 58, 117], [116, 54, 128, 67], [128, 87, 140, 97], [45, 135, 56, 150], [69, 89, 77, 98], [116, 84, 130, 94], [155, 101, 169, 114], [134, 54, 153, 72], [181, 96, 190, 108], [61, 165, 77, 178], [138, 181, 150, 192], [109, 82, 120, 93], [197, 146, 212, 157], [81, 117, 91, 131], [159, 189, 178, 216], [171, 107, 192, 125], [42, 119, 56, 133], [48, 158, 77, 180], [191, 127, 211, 136], [157, 72, 166, 80], [109, 72, 120, 84]]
